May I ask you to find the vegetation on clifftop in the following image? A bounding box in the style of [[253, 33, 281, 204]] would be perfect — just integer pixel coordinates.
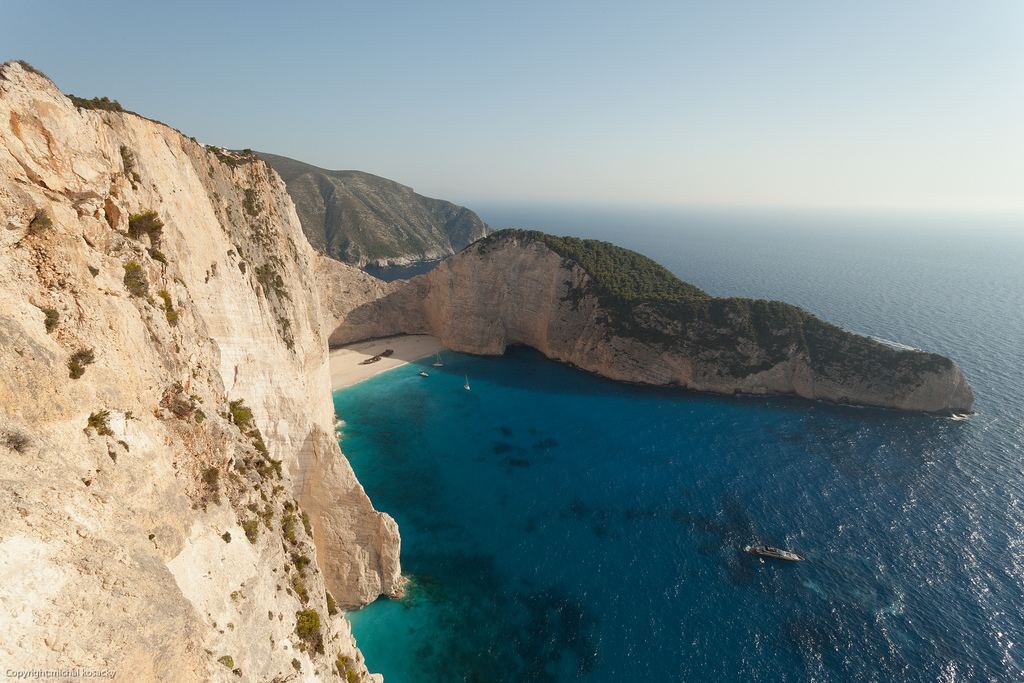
[[68, 95, 125, 112], [482, 229, 953, 381], [4, 60, 48, 80], [482, 229, 708, 302]]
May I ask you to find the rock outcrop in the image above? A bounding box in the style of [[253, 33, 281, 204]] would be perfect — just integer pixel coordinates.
[[326, 230, 974, 415], [0, 61, 398, 681], [260, 152, 492, 267]]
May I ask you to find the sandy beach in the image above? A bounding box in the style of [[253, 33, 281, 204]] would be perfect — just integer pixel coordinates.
[[329, 334, 448, 391]]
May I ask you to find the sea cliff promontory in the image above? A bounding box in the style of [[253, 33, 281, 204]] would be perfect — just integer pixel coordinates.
[[0, 61, 397, 681], [324, 229, 974, 415]]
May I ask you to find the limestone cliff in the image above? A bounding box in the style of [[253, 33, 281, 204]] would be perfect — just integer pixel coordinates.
[[326, 230, 974, 415], [259, 153, 492, 267], [0, 61, 399, 682]]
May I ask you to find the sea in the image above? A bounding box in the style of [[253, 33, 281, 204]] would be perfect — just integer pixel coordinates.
[[333, 205, 1024, 682]]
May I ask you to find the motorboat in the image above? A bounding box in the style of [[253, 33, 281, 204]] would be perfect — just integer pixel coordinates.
[[746, 544, 804, 562]]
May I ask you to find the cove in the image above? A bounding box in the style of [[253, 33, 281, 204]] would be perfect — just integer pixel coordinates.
[[334, 345, 1002, 681]]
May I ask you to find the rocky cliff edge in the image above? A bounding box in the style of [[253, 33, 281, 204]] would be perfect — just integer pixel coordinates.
[[0, 61, 399, 681]]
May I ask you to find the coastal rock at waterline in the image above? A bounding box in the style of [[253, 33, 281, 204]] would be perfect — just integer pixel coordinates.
[[295, 427, 403, 608], [0, 60, 396, 680], [327, 230, 974, 415]]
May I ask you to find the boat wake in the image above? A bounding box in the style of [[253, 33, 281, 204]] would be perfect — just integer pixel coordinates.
[[863, 334, 921, 352]]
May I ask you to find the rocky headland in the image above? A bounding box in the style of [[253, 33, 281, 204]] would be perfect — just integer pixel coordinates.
[[259, 152, 492, 268], [0, 61, 399, 681], [324, 229, 974, 416]]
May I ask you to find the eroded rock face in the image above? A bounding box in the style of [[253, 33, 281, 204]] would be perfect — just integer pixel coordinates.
[[0, 61, 397, 681], [327, 232, 974, 416]]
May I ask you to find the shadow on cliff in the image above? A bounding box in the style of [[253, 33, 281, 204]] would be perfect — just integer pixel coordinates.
[[328, 276, 431, 346]]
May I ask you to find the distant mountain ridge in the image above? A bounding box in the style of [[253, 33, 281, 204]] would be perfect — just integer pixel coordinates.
[[258, 152, 492, 267]]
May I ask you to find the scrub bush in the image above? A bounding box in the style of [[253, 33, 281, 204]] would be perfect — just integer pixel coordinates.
[[42, 307, 59, 333], [295, 610, 320, 640], [123, 262, 147, 297], [87, 410, 113, 436]]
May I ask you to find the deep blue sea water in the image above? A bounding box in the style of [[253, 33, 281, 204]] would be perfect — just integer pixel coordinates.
[[335, 206, 1024, 682]]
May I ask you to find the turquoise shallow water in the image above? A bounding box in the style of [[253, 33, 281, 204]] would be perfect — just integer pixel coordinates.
[[334, 209, 1024, 682]]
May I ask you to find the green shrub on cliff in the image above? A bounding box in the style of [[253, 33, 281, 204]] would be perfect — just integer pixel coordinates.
[[157, 289, 179, 326], [291, 575, 308, 602], [28, 208, 53, 235], [68, 348, 96, 379], [243, 188, 261, 217], [326, 591, 338, 616], [281, 513, 298, 545], [87, 410, 113, 436], [42, 307, 59, 333], [249, 426, 270, 458], [291, 552, 311, 575], [122, 262, 147, 297], [202, 466, 220, 489], [255, 264, 288, 300], [295, 609, 320, 640], [120, 146, 141, 186], [128, 210, 164, 243], [229, 399, 253, 429]]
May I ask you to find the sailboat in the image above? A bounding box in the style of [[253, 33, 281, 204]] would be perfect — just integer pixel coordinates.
[[432, 351, 443, 367], [464, 375, 470, 391]]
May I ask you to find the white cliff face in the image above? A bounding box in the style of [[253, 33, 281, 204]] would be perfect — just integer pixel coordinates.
[[315, 255, 406, 347], [327, 232, 974, 416], [0, 61, 396, 681]]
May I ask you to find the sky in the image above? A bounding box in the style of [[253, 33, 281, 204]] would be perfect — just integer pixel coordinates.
[[4, 1, 1024, 214]]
